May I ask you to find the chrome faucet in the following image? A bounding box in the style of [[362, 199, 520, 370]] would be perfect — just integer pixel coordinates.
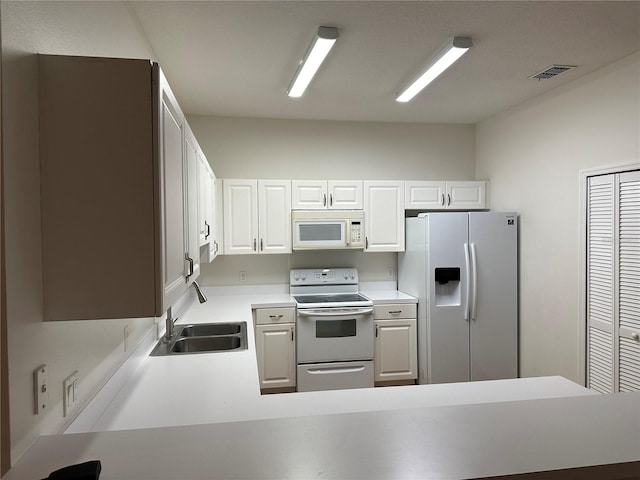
[[192, 281, 207, 303], [164, 283, 206, 342], [164, 306, 176, 342]]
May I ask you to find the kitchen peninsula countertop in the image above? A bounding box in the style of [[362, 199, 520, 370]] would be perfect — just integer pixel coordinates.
[[6, 288, 639, 479], [70, 289, 593, 433]]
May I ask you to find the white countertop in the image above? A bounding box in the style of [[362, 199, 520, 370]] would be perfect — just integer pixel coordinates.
[[7, 289, 638, 479], [7, 391, 640, 480], [74, 290, 591, 434]]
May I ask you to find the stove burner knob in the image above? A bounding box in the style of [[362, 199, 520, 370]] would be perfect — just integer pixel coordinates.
[[350, 273, 355, 279], [301, 273, 306, 280], [343, 273, 348, 279]]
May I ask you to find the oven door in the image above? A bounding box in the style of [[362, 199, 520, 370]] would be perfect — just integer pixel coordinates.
[[296, 307, 374, 363]]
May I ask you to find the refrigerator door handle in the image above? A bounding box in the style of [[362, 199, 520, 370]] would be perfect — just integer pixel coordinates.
[[470, 242, 478, 321], [464, 243, 471, 321]]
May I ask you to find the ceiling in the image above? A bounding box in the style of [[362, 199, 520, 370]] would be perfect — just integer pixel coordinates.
[[130, 1, 640, 124]]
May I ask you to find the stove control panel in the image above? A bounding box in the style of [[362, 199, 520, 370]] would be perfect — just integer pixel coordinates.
[[290, 268, 358, 286]]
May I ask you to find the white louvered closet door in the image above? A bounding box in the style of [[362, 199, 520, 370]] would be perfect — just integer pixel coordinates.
[[587, 175, 616, 393], [586, 170, 640, 394], [618, 170, 640, 392]]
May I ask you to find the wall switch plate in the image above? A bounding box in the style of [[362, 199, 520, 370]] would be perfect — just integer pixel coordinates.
[[239, 271, 247, 283], [63, 371, 78, 417], [33, 364, 49, 415]]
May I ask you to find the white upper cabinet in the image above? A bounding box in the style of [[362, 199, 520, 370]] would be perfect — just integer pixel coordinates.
[[38, 55, 199, 320], [183, 123, 201, 284], [195, 145, 220, 263], [223, 179, 291, 255], [405, 181, 487, 210], [405, 181, 446, 210], [364, 181, 405, 252], [447, 181, 487, 210], [292, 180, 363, 210], [258, 181, 292, 254]]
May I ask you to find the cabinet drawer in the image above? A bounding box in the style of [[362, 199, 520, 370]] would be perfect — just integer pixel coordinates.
[[255, 307, 295, 325], [373, 304, 416, 319]]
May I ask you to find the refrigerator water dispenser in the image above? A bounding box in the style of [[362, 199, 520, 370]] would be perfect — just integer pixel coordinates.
[[434, 268, 461, 306]]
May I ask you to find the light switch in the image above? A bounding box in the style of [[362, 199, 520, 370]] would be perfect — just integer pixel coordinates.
[[63, 371, 78, 417]]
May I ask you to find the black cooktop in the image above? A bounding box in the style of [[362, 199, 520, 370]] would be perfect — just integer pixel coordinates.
[[294, 293, 369, 304]]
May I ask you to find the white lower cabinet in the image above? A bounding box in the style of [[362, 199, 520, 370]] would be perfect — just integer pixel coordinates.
[[254, 308, 296, 390], [374, 304, 417, 384]]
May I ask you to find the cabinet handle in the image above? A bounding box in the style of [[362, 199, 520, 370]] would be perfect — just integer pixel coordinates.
[[447, 194, 451, 206], [269, 314, 283, 320], [214, 241, 219, 254], [253, 238, 257, 251], [329, 193, 333, 206], [323, 193, 327, 206], [291, 328, 294, 342], [441, 193, 445, 206], [365, 237, 369, 249], [632, 333, 640, 341], [388, 310, 402, 315], [185, 255, 194, 278], [260, 238, 264, 251], [205, 221, 210, 239], [375, 325, 378, 337]]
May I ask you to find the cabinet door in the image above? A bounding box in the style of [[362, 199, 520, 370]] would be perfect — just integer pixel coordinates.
[[374, 319, 417, 382], [159, 71, 189, 310], [206, 167, 220, 261], [617, 170, 640, 392], [328, 181, 363, 209], [446, 181, 487, 210], [405, 181, 446, 210], [223, 179, 258, 254], [183, 124, 200, 284], [255, 323, 296, 389], [258, 180, 292, 254], [292, 180, 328, 210], [364, 181, 405, 252], [196, 151, 209, 247]]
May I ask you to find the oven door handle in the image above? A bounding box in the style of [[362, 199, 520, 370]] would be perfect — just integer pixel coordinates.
[[297, 308, 374, 317]]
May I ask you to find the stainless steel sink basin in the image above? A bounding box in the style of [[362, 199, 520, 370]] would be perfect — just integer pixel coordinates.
[[171, 336, 242, 353], [177, 323, 242, 337], [150, 321, 247, 356]]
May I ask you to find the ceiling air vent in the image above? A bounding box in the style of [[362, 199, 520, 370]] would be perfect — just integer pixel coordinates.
[[529, 64, 576, 80]]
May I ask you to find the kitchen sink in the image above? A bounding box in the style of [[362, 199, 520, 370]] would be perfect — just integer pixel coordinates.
[[150, 322, 247, 356], [177, 323, 242, 337], [171, 336, 242, 353]]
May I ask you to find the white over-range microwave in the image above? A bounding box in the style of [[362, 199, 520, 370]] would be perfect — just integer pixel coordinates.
[[292, 210, 364, 250]]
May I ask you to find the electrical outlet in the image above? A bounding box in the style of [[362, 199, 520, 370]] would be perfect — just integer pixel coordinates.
[[33, 364, 49, 415], [63, 371, 78, 417], [387, 267, 394, 278], [239, 271, 247, 283]]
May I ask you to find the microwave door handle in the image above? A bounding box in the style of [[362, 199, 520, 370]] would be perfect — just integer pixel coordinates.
[[346, 221, 351, 247], [298, 308, 374, 317]]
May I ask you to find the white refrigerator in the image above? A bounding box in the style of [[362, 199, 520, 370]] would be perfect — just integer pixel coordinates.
[[398, 212, 518, 384]]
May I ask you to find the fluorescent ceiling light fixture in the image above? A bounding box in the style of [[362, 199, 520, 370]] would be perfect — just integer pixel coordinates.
[[287, 26, 339, 98], [396, 36, 473, 103]]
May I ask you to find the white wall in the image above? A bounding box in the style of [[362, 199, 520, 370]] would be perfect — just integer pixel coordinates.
[[189, 115, 476, 286], [476, 53, 640, 383], [1, 1, 160, 463]]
